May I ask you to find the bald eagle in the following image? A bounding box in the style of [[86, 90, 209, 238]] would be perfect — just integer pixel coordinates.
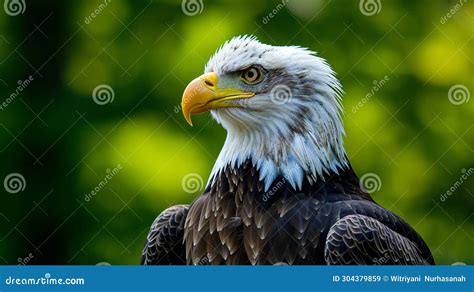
[[141, 36, 434, 265]]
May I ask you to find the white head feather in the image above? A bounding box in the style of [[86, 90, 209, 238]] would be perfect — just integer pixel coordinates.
[[204, 36, 347, 191]]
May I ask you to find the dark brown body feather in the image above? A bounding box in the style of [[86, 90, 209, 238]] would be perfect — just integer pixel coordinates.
[[142, 160, 434, 265]]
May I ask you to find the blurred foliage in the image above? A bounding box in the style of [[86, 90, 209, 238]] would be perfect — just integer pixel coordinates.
[[0, 0, 472, 265]]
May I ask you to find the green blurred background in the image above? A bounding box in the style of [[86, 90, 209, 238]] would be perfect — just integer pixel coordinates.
[[0, 0, 472, 265]]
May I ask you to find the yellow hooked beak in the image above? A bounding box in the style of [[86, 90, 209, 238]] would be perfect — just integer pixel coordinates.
[[181, 72, 255, 126]]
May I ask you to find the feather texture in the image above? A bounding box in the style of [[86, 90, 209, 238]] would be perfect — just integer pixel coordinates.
[[143, 161, 434, 265]]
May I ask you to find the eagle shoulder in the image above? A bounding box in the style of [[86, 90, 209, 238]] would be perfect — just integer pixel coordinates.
[[141, 205, 189, 265], [324, 213, 434, 265]]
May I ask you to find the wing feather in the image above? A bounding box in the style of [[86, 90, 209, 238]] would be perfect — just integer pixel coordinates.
[[324, 214, 431, 265], [141, 205, 189, 265]]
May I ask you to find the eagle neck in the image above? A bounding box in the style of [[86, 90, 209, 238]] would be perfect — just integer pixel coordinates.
[[207, 121, 348, 192], [205, 158, 371, 205]]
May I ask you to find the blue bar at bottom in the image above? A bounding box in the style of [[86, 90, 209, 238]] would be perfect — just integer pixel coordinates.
[[0, 265, 472, 292]]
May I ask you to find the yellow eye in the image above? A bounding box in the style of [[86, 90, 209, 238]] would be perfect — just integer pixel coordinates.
[[241, 66, 263, 84]]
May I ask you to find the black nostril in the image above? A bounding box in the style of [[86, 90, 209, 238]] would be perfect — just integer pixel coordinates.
[[204, 80, 214, 87]]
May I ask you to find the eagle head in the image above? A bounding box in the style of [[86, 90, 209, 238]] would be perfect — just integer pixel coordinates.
[[181, 36, 347, 191]]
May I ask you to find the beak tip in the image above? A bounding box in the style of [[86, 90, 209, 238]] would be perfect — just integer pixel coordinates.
[[183, 111, 193, 126]]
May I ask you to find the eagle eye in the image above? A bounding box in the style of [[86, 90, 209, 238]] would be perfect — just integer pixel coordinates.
[[240, 66, 263, 85]]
